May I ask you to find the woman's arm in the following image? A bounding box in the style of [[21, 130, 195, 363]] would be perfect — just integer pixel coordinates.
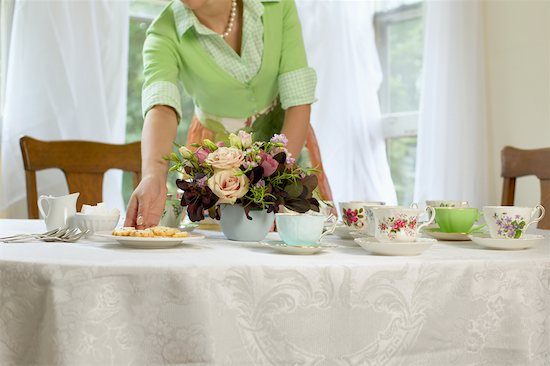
[[280, 104, 311, 158], [125, 105, 178, 228]]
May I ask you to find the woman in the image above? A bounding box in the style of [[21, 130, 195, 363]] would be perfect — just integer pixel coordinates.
[[125, 0, 331, 228]]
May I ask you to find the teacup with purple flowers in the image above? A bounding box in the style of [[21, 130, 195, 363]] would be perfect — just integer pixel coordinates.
[[339, 201, 385, 230], [483, 205, 545, 239]]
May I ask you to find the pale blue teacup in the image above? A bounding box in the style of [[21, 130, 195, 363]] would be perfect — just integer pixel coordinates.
[[276, 213, 335, 246]]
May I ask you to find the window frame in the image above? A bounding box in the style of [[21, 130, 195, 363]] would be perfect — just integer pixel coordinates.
[[374, 2, 423, 139]]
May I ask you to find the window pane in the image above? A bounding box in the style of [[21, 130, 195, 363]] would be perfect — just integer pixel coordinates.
[[386, 136, 417, 205], [387, 17, 423, 113]]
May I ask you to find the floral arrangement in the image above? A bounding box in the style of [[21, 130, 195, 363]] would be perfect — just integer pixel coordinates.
[[166, 131, 320, 222]]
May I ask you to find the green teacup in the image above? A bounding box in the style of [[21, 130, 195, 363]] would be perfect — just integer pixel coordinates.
[[434, 207, 481, 233]]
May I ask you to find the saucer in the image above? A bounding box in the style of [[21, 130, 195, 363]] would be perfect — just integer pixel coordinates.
[[354, 237, 436, 256], [468, 234, 545, 250], [423, 228, 471, 241], [260, 240, 330, 255], [333, 225, 359, 240]]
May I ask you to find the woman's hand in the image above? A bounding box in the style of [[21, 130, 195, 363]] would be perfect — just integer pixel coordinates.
[[125, 174, 167, 229]]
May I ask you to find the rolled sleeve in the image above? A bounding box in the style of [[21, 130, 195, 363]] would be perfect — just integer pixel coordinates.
[[278, 0, 317, 109], [278, 67, 317, 109], [141, 29, 182, 119], [142, 81, 182, 119]]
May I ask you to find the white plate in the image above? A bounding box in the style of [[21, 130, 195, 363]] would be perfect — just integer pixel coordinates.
[[354, 237, 436, 256], [468, 234, 545, 250], [95, 231, 205, 249], [260, 240, 331, 255]]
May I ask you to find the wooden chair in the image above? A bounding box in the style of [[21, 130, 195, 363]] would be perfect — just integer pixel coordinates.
[[20, 136, 141, 219], [501, 146, 550, 229]]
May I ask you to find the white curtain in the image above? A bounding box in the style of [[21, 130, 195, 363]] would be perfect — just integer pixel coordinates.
[[414, 0, 489, 208], [297, 0, 398, 206], [0, 0, 15, 125], [0, 0, 129, 218]]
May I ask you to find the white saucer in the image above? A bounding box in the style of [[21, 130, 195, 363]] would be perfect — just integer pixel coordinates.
[[333, 225, 359, 240], [423, 228, 471, 241], [468, 234, 545, 250], [95, 231, 205, 249], [260, 240, 330, 255], [354, 237, 436, 256]]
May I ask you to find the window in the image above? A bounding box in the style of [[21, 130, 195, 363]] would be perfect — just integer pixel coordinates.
[[124, 0, 193, 205], [374, 1, 424, 205]]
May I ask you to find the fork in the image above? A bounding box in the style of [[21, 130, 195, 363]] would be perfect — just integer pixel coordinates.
[[1, 228, 88, 243]]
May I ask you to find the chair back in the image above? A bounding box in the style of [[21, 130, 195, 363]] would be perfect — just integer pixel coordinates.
[[501, 146, 550, 229], [20, 136, 141, 218]]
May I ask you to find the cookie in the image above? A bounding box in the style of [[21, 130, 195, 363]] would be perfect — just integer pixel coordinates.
[[112, 227, 135, 236], [151, 226, 180, 237]]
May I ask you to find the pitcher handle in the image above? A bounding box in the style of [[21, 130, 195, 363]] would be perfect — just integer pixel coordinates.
[[37, 195, 50, 219], [417, 206, 436, 232], [525, 205, 545, 231]]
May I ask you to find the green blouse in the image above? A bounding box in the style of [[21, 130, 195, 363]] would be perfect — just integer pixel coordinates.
[[141, 0, 316, 129]]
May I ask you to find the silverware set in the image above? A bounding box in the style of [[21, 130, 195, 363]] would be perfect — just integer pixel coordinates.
[[0, 227, 88, 243]]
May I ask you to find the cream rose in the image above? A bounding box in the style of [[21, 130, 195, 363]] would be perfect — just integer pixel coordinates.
[[205, 147, 245, 170], [208, 169, 249, 204]]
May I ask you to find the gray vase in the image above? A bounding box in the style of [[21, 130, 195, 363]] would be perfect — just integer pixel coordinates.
[[219, 204, 274, 242]]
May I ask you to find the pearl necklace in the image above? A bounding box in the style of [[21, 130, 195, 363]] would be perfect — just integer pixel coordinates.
[[221, 0, 238, 38]]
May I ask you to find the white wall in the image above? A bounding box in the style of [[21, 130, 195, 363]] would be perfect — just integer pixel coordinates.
[[484, 0, 550, 206]]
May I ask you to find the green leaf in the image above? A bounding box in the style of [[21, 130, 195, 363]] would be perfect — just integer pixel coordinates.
[[514, 230, 522, 239], [284, 182, 304, 198]]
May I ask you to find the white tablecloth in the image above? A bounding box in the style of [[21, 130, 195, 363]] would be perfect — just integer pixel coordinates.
[[0, 219, 549, 366]]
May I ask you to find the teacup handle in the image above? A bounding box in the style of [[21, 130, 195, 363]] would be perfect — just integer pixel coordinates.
[[416, 206, 436, 232], [37, 195, 50, 219], [525, 205, 545, 230], [321, 215, 337, 239]]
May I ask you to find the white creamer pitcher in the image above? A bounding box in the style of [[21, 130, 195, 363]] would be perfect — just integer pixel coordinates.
[[37, 193, 79, 230]]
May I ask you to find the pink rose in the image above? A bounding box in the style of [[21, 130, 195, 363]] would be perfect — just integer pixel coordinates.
[[259, 152, 278, 177], [195, 148, 210, 164], [205, 147, 245, 170], [207, 169, 249, 204]]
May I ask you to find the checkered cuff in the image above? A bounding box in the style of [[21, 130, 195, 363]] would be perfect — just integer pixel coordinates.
[[278, 67, 317, 110], [142, 81, 182, 119]]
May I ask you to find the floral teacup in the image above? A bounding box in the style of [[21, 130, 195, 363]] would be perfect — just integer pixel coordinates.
[[159, 195, 185, 228], [339, 201, 385, 230], [372, 206, 436, 242], [483, 205, 545, 239], [426, 200, 469, 208]]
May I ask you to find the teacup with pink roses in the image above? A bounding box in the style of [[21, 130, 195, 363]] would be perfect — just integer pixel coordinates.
[[167, 131, 320, 222]]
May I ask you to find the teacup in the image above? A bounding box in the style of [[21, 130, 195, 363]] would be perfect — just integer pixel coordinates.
[[372, 206, 435, 242], [434, 207, 481, 233], [339, 201, 385, 230], [426, 200, 469, 208], [159, 195, 185, 228], [483, 205, 545, 239], [276, 213, 335, 246]]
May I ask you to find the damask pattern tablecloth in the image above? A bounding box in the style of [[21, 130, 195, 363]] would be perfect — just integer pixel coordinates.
[[0, 219, 549, 366]]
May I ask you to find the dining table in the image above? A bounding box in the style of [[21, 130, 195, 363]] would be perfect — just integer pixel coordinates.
[[0, 218, 549, 365]]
